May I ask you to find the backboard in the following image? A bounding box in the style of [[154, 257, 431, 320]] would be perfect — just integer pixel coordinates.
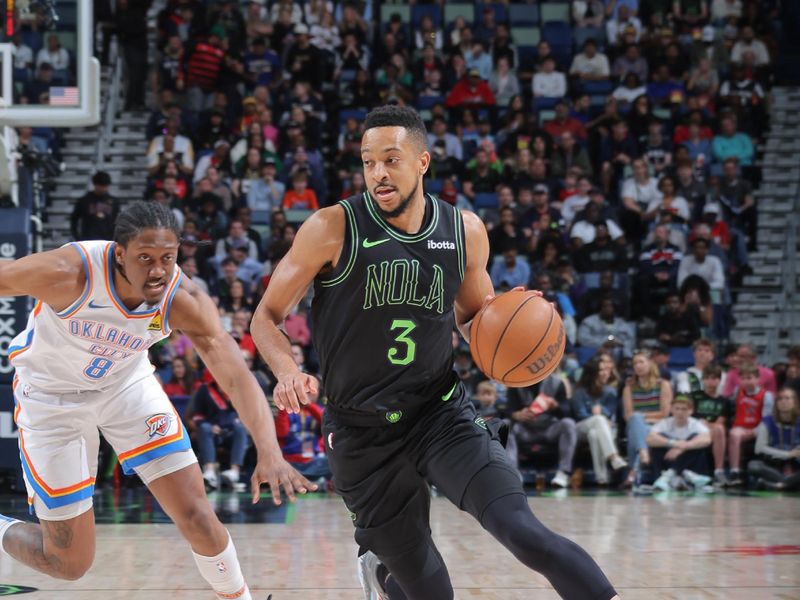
[[0, 0, 99, 127]]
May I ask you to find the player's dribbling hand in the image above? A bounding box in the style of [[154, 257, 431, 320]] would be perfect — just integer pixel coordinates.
[[273, 372, 318, 414], [251, 455, 319, 505]]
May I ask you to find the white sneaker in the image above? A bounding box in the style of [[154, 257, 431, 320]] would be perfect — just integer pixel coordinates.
[[653, 469, 675, 491], [682, 469, 712, 489], [610, 456, 628, 471], [203, 467, 219, 490], [220, 468, 240, 487], [358, 550, 388, 600], [550, 470, 569, 488]]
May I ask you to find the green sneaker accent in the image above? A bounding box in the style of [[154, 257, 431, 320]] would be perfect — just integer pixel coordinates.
[[441, 381, 458, 402], [385, 410, 403, 423], [362, 238, 390, 248]]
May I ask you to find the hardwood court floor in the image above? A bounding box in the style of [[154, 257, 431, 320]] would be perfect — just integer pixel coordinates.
[[0, 490, 798, 599]]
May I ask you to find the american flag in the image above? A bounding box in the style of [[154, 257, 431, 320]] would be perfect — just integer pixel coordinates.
[[49, 87, 80, 106]]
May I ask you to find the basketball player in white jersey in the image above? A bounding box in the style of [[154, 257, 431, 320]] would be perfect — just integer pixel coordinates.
[[0, 202, 316, 599]]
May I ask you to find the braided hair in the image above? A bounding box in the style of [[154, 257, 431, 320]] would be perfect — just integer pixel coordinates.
[[113, 201, 181, 247]]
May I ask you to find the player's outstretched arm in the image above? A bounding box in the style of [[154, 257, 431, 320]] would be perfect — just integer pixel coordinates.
[[454, 210, 494, 342], [169, 276, 317, 504], [0, 245, 86, 309], [251, 205, 345, 413]]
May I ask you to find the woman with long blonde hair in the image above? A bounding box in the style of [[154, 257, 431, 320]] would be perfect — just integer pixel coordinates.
[[622, 350, 673, 486]]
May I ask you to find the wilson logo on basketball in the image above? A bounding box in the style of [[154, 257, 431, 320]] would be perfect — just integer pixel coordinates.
[[526, 328, 565, 375], [145, 413, 171, 438]]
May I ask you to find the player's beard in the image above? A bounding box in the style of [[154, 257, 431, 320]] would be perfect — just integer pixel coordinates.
[[374, 179, 420, 220]]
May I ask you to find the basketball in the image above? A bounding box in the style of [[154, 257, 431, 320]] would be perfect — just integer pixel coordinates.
[[470, 291, 566, 387]]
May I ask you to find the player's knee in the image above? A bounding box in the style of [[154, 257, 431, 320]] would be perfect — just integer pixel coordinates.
[[561, 417, 576, 433], [58, 558, 93, 581], [177, 498, 219, 540]]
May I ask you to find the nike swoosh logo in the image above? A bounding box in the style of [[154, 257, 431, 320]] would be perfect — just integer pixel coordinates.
[[88, 300, 110, 309], [362, 238, 390, 248]]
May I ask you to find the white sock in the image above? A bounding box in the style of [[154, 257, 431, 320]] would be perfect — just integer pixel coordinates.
[[0, 516, 23, 556], [192, 533, 251, 600]]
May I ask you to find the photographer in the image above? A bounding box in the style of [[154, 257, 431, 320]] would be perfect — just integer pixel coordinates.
[[69, 171, 119, 241]]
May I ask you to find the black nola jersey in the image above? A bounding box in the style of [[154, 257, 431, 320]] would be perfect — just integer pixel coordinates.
[[311, 192, 466, 418]]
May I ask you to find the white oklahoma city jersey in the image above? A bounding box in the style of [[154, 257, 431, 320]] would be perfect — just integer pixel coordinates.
[[10, 240, 183, 393]]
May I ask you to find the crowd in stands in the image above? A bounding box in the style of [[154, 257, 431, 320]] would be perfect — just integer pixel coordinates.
[[62, 0, 800, 492]]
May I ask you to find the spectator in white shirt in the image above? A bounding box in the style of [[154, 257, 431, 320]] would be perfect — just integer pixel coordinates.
[[644, 175, 690, 224], [532, 56, 567, 99], [561, 176, 593, 225], [621, 158, 662, 215], [146, 117, 195, 176], [489, 57, 521, 107], [36, 34, 70, 83], [569, 39, 610, 81], [731, 26, 770, 66], [678, 237, 726, 292], [612, 73, 646, 108], [12, 33, 33, 78], [570, 203, 624, 246]]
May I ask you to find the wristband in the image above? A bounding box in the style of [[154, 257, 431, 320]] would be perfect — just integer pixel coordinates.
[[668, 439, 675, 448]]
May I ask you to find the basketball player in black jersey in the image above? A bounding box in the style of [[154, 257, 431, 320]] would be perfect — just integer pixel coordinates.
[[252, 106, 619, 600]]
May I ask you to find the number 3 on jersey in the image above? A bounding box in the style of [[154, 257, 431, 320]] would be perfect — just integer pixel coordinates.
[[388, 319, 417, 366], [84, 357, 114, 380]]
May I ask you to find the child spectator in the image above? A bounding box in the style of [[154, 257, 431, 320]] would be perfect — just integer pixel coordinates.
[[748, 387, 800, 490], [647, 395, 712, 490], [275, 382, 331, 482], [571, 357, 628, 485], [282, 171, 320, 210], [691, 365, 732, 485], [727, 362, 774, 485]]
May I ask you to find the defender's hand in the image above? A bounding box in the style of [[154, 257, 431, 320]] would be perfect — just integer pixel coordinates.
[[273, 372, 318, 414], [251, 455, 319, 505]]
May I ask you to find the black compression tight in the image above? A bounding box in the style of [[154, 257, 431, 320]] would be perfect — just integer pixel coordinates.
[[383, 492, 616, 600], [480, 493, 617, 600]]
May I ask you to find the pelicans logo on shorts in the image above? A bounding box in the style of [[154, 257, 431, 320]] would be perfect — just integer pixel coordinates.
[[145, 413, 171, 438], [0, 584, 38, 595]]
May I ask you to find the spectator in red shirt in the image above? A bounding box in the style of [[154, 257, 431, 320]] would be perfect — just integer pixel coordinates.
[[445, 69, 496, 108], [282, 170, 320, 210], [184, 25, 227, 113], [543, 101, 588, 141]]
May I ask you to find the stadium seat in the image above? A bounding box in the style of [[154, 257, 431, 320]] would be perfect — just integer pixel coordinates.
[[477, 3, 508, 24], [416, 95, 445, 110], [339, 108, 368, 126], [251, 210, 271, 225], [575, 346, 598, 365], [509, 4, 540, 26], [581, 80, 614, 95], [380, 4, 410, 24], [668, 347, 695, 371], [444, 3, 475, 25], [533, 97, 560, 111], [517, 46, 539, 71], [542, 21, 573, 46], [573, 26, 606, 50], [412, 4, 443, 28], [425, 178, 445, 194], [511, 26, 541, 48], [540, 2, 571, 23], [473, 192, 498, 209]]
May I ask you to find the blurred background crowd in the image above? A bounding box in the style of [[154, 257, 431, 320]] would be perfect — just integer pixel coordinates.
[[55, 0, 800, 493]]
